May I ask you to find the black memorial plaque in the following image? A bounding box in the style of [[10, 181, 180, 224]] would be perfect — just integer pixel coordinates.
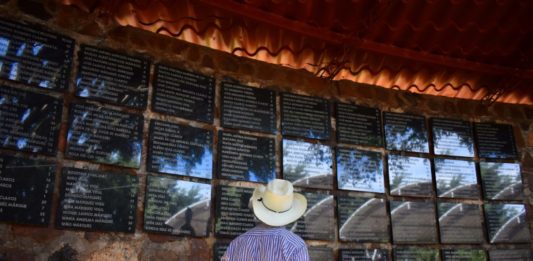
[[0, 19, 73, 90], [0, 155, 54, 225], [213, 242, 229, 261], [281, 93, 330, 139], [221, 82, 276, 133], [383, 112, 429, 153], [484, 203, 529, 243], [289, 192, 334, 241], [218, 131, 275, 182], [336, 102, 383, 147], [437, 202, 484, 243], [0, 86, 62, 154], [337, 195, 389, 242], [337, 147, 384, 193], [489, 249, 532, 261], [66, 103, 143, 168], [215, 185, 255, 238], [474, 123, 517, 159], [144, 175, 211, 237], [431, 118, 474, 157], [148, 120, 213, 179], [390, 200, 437, 243], [339, 249, 389, 261], [394, 248, 439, 261], [75, 45, 149, 109], [388, 155, 432, 197], [435, 159, 479, 199], [153, 64, 214, 123], [282, 139, 333, 189], [308, 247, 333, 261], [57, 168, 138, 232], [442, 249, 486, 261], [480, 162, 522, 200]]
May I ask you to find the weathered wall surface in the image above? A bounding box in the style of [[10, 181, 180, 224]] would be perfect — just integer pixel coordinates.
[[0, 1, 532, 260]]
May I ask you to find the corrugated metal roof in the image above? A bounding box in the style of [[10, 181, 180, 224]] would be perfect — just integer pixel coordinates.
[[63, 0, 533, 105]]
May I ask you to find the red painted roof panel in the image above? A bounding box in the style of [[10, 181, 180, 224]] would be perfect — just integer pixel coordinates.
[[62, 0, 533, 104]]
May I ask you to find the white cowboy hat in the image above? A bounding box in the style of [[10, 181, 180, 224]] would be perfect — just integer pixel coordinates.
[[251, 179, 307, 227]]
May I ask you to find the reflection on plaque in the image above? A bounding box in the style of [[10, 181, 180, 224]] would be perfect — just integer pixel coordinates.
[[435, 159, 479, 199], [474, 123, 517, 159], [480, 162, 522, 200], [0, 19, 73, 90], [148, 120, 212, 179], [215, 185, 255, 238], [221, 82, 276, 133], [219, 132, 275, 182], [339, 249, 388, 261], [153, 64, 214, 122], [489, 249, 532, 261], [75, 45, 149, 108], [0, 86, 62, 154], [337, 148, 384, 193], [66, 103, 143, 168], [0, 155, 55, 225], [431, 118, 474, 157], [144, 175, 211, 237], [282, 139, 332, 189], [438, 202, 483, 243], [390, 200, 437, 243], [336, 102, 383, 147], [393, 248, 439, 261], [281, 93, 330, 139], [308, 247, 333, 261], [388, 155, 432, 197], [383, 112, 429, 153], [337, 195, 389, 242], [213, 242, 229, 261], [484, 203, 528, 243], [289, 192, 334, 240], [442, 249, 486, 261], [57, 168, 138, 232]]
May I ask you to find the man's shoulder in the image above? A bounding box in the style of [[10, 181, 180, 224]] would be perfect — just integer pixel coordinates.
[[239, 226, 305, 244], [277, 228, 306, 247]]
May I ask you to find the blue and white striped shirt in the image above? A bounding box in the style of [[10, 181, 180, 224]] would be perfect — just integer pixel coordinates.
[[222, 224, 309, 261]]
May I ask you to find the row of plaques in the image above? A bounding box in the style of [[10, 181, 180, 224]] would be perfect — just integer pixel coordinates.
[[213, 245, 531, 261], [0, 19, 517, 158], [0, 81, 517, 160], [0, 155, 528, 244], [0, 85, 518, 170], [213, 184, 528, 244], [0, 87, 523, 200], [282, 141, 521, 201]]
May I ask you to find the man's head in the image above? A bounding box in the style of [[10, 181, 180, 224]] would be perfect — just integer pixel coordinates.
[[251, 179, 307, 227]]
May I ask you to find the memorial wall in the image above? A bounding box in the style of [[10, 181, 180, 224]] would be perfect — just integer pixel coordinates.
[[0, 7, 532, 261]]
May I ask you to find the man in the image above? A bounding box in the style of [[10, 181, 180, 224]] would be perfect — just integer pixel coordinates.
[[222, 179, 309, 261]]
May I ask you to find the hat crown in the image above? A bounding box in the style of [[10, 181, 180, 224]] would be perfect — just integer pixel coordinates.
[[267, 179, 293, 195], [263, 179, 294, 212]]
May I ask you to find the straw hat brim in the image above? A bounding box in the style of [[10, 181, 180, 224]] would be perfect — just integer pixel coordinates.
[[251, 185, 307, 227]]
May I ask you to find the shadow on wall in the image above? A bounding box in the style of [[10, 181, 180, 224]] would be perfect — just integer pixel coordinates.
[[48, 244, 78, 261]]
